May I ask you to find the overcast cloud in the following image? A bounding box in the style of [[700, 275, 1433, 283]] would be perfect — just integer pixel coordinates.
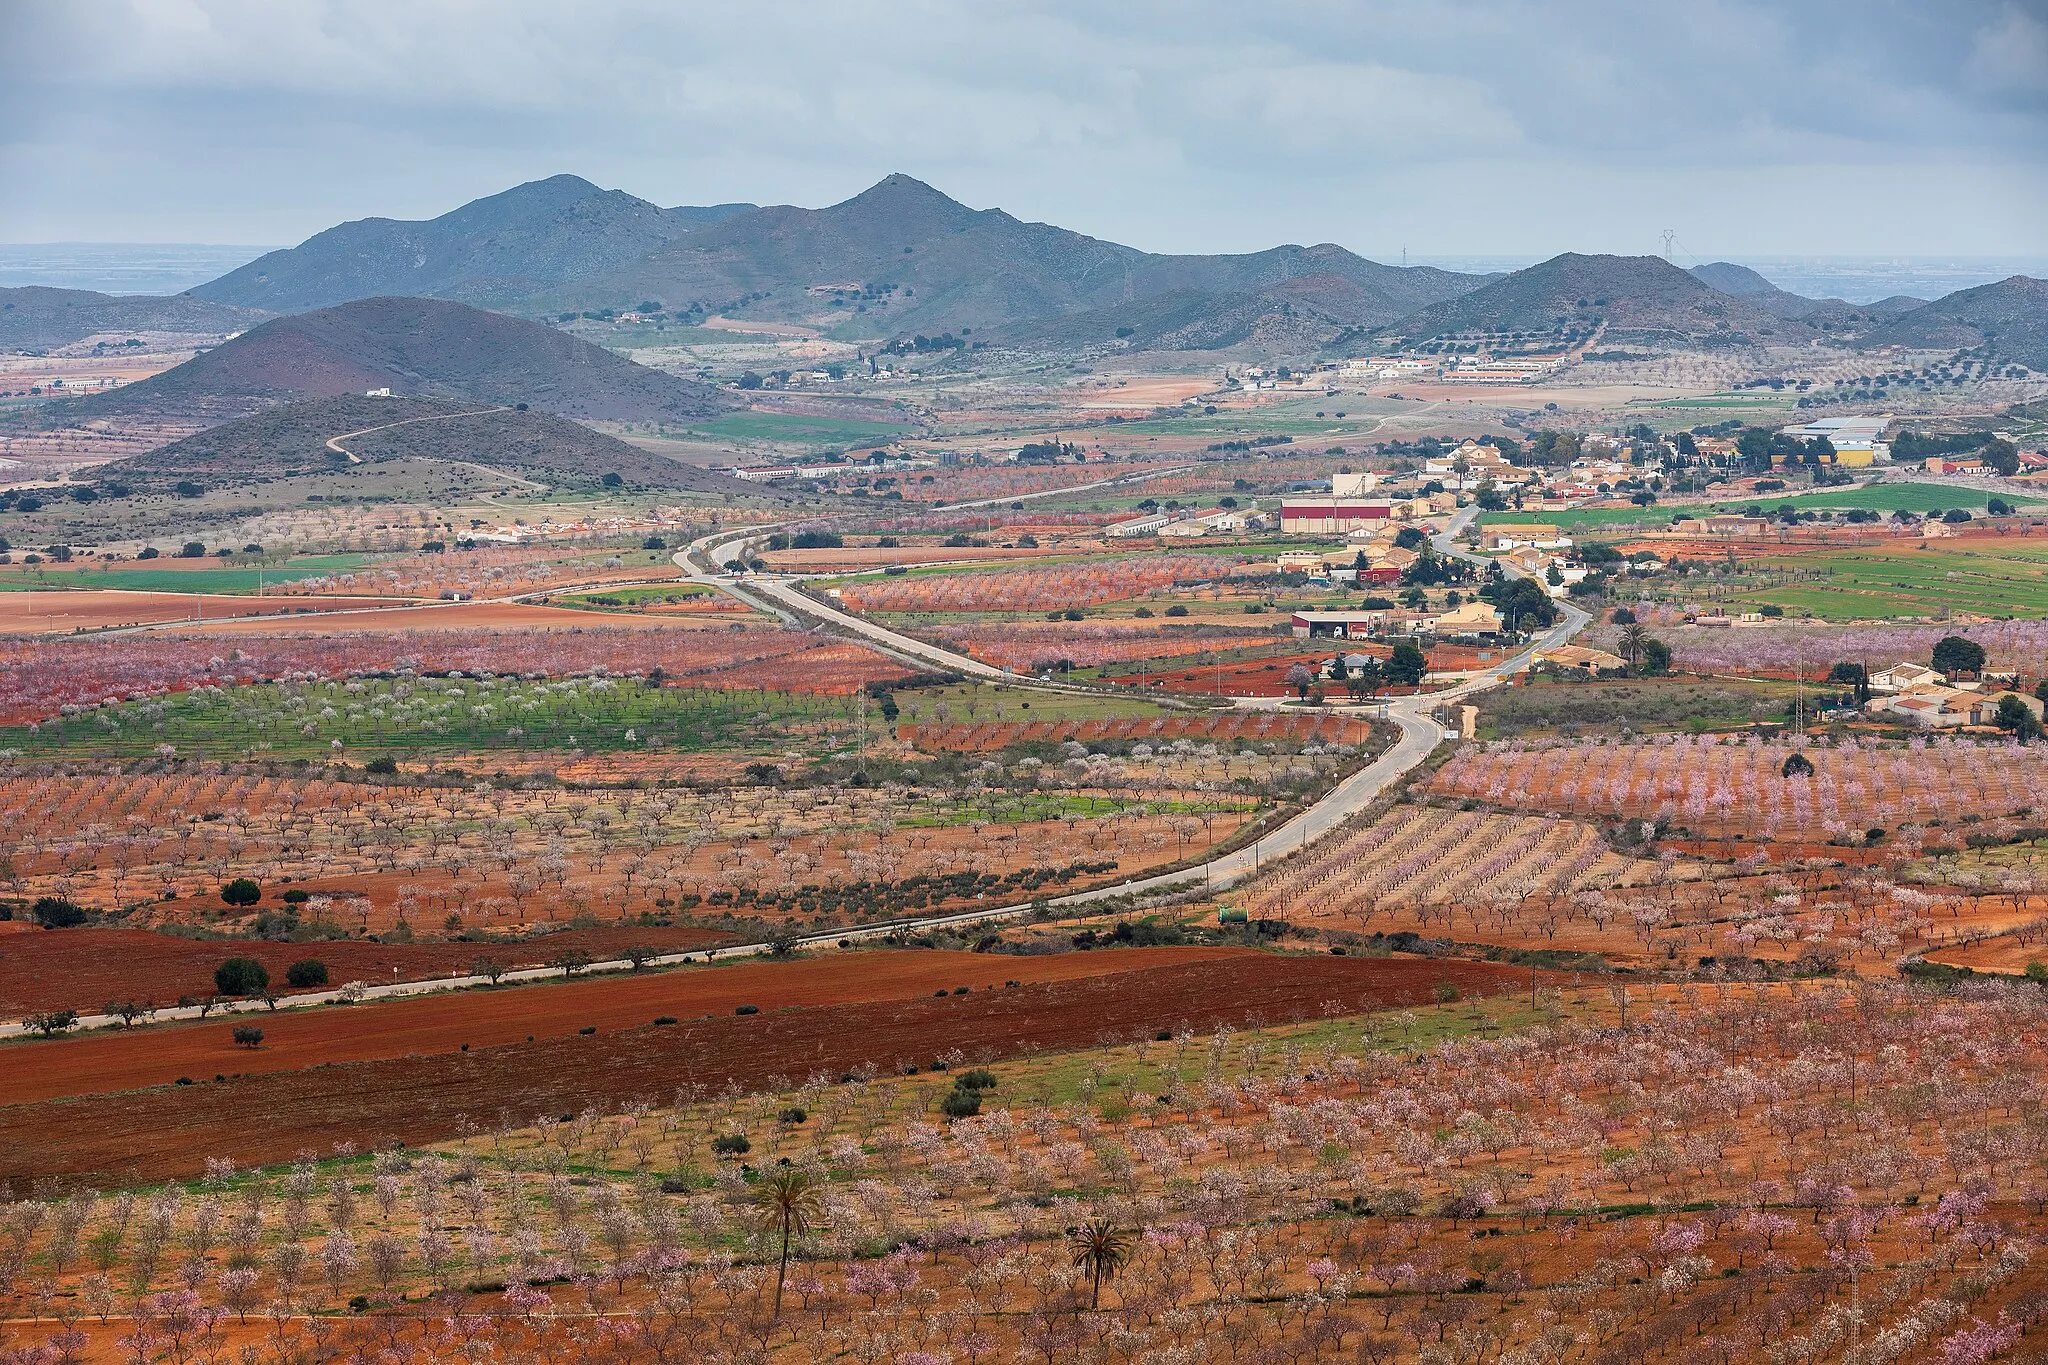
[[2, 0, 2044, 259]]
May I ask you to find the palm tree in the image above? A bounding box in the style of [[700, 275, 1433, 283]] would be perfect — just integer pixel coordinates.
[[1620, 623, 1649, 668], [1068, 1218, 1135, 1310], [754, 1164, 824, 1317]]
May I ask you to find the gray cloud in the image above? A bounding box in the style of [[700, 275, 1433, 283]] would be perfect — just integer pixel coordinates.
[[1, 0, 2043, 258]]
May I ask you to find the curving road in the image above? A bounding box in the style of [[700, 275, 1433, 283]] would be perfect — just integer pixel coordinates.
[[3, 500, 1590, 1037]]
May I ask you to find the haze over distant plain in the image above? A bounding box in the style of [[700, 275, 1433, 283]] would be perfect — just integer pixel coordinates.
[[1, 0, 2044, 263]]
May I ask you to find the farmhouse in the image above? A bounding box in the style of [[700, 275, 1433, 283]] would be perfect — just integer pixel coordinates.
[[1280, 500, 1394, 535], [1481, 523, 1570, 552], [1105, 512, 1172, 537], [1535, 644, 1626, 673], [1430, 600, 1504, 638], [1291, 609, 1394, 640], [1870, 662, 1941, 693], [1670, 515, 1772, 537], [1276, 550, 1331, 574]]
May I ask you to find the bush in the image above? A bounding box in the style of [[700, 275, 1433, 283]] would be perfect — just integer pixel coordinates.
[[956, 1068, 998, 1092], [232, 1025, 264, 1049], [778, 1106, 808, 1125], [285, 959, 328, 988], [940, 1088, 982, 1119], [25, 1009, 78, 1037], [219, 878, 262, 907], [31, 895, 87, 928], [1164, 604, 1189, 617], [652, 1015, 679, 1025], [734, 1003, 759, 1015], [214, 958, 270, 997], [711, 1133, 751, 1156], [363, 755, 399, 775]]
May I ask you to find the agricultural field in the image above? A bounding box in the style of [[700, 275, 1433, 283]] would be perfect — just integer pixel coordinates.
[[834, 554, 1242, 616], [1705, 538, 2048, 620], [1471, 677, 1807, 739], [1428, 732, 2048, 846], [3, 969, 2046, 1365], [0, 554, 372, 596]]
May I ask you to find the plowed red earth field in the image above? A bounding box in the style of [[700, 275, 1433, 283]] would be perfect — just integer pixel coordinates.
[[0, 925, 735, 1017], [1, 953, 1527, 1183]]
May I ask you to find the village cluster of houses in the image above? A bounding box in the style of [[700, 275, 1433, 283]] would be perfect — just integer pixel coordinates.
[[1862, 662, 2045, 730]]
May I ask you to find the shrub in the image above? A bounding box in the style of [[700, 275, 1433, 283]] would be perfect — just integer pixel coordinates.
[[214, 958, 270, 997], [232, 1025, 264, 1049], [31, 895, 87, 928], [734, 1003, 759, 1015], [285, 959, 328, 988], [652, 1016, 679, 1026], [711, 1133, 751, 1156], [1432, 981, 1461, 1004], [1164, 604, 1189, 617], [219, 878, 262, 907], [280, 888, 311, 904], [956, 1068, 998, 1092], [25, 1009, 78, 1037], [940, 1088, 982, 1119], [363, 755, 399, 775], [778, 1106, 808, 1125]]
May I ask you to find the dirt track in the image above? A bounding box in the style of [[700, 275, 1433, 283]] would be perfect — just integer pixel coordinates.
[[0, 953, 1527, 1183], [0, 924, 734, 1018]]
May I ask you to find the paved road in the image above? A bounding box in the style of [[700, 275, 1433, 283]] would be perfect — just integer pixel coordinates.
[[3, 498, 1590, 1037]]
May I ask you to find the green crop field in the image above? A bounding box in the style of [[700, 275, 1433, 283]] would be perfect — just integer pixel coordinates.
[[1728, 541, 2048, 619], [3, 675, 865, 762], [0, 555, 372, 596], [1643, 392, 1800, 413], [688, 410, 910, 446], [1480, 482, 2039, 535], [556, 583, 716, 608]]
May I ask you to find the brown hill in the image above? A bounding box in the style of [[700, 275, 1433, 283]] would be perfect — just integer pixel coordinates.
[[40, 296, 734, 427], [1376, 252, 1814, 348], [1855, 277, 2048, 369], [100, 394, 763, 495], [0, 287, 269, 351]]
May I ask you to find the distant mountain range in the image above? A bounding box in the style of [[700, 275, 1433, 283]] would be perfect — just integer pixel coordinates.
[[1853, 276, 2048, 369], [1685, 262, 1927, 325], [40, 297, 733, 429], [15, 174, 2043, 383], [187, 172, 1492, 346], [172, 173, 2048, 366], [0, 286, 266, 350], [191, 176, 757, 312], [101, 393, 758, 495]]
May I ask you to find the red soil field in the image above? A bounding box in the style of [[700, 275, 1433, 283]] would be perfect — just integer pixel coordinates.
[[0, 953, 1532, 1183], [0, 924, 735, 1018], [7, 946, 1259, 1104]]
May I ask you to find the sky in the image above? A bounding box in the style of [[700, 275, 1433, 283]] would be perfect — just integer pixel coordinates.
[[2, 0, 2045, 262]]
